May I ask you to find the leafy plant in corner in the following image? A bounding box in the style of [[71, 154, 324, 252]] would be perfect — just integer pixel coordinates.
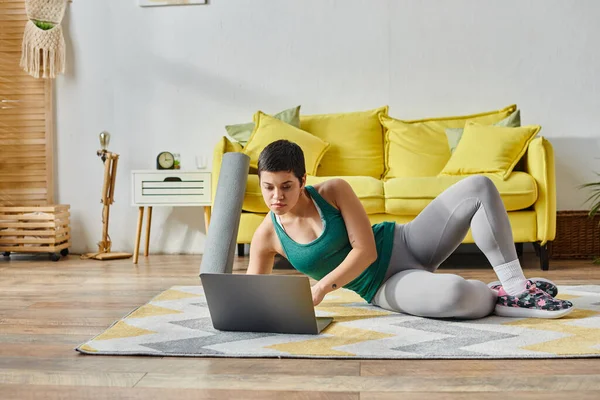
[[580, 173, 600, 264]]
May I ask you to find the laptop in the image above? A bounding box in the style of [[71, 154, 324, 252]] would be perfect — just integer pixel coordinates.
[[199, 273, 334, 335]]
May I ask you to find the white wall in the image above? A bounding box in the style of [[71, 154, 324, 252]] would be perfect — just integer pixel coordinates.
[[55, 0, 600, 254]]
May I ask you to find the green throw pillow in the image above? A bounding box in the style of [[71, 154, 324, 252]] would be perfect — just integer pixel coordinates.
[[226, 105, 301, 146], [446, 109, 521, 153]]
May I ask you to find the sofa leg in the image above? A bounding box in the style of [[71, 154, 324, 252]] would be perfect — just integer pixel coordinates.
[[533, 242, 541, 257], [237, 243, 245, 257], [532, 242, 549, 271], [515, 243, 523, 258]]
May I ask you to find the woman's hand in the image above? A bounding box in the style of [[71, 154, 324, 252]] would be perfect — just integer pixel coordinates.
[[311, 284, 327, 307]]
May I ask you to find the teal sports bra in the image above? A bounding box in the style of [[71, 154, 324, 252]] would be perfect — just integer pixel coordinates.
[[271, 185, 395, 303]]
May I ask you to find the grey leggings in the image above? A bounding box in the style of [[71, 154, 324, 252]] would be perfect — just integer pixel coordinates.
[[371, 175, 518, 319]]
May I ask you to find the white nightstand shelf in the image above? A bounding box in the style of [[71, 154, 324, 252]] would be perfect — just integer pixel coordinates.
[[131, 169, 212, 264]]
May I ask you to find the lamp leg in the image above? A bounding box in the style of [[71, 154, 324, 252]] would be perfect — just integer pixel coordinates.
[[98, 157, 112, 253], [99, 203, 111, 253], [108, 154, 118, 204]]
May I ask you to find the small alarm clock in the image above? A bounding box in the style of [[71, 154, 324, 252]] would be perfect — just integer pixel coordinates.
[[156, 151, 175, 170]]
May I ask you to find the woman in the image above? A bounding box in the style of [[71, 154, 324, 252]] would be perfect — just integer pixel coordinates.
[[247, 140, 573, 319]]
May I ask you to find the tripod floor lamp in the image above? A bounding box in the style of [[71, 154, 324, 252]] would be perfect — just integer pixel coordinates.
[[82, 131, 132, 260]]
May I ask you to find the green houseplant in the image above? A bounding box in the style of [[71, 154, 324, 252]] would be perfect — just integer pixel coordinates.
[[581, 174, 600, 263]]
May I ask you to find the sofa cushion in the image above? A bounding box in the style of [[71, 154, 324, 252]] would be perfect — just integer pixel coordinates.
[[226, 105, 301, 146], [440, 122, 540, 180], [381, 104, 517, 180], [384, 172, 537, 216], [242, 175, 385, 215], [243, 112, 330, 175], [446, 109, 521, 153], [300, 106, 388, 179]]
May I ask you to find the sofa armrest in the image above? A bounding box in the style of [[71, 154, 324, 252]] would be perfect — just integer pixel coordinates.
[[525, 137, 556, 244], [211, 136, 243, 203]]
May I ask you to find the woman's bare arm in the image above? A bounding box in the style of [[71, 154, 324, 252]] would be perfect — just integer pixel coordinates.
[[314, 179, 377, 296], [246, 219, 277, 275]]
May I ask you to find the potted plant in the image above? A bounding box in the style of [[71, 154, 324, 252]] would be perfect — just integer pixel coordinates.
[[581, 174, 600, 263]]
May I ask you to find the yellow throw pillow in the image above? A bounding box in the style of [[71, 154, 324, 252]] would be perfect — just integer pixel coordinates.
[[300, 106, 388, 178], [243, 111, 330, 175], [380, 115, 452, 178], [382, 104, 517, 179], [439, 121, 541, 180]]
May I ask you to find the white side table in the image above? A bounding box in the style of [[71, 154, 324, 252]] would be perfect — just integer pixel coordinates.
[[131, 169, 212, 264]]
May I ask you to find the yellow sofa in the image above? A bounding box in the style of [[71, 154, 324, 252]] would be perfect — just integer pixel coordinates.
[[211, 105, 556, 270]]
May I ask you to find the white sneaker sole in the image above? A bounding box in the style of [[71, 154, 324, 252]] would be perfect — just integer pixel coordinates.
[[494, 304, 574, 319]]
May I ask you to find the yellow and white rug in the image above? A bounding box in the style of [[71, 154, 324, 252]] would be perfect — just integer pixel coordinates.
[[76, 285, 600, 359]]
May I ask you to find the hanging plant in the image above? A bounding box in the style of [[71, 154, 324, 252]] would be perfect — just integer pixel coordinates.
[[20, 0, 67, 79], [32, 19, 56, 30]]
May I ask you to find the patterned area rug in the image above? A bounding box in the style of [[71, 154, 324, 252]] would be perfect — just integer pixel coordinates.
[[76, 285, 600, 359]]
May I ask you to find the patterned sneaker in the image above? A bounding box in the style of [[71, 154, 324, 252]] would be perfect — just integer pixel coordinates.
[[488, 277, 558, 297], [493, 280, 573, 319]]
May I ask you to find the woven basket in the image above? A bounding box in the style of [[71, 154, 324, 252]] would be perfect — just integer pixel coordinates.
[[550, 210, 600, 259]]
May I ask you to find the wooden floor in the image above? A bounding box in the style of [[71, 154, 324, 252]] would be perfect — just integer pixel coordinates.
[[1, 252, 600, 399]]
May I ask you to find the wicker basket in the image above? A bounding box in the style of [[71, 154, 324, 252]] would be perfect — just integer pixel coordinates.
[[550, 210, 600, 259], [0, 205, 71, 261]]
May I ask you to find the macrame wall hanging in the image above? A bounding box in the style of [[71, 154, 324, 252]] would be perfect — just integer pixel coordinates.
[[20, 0, 67, 79]]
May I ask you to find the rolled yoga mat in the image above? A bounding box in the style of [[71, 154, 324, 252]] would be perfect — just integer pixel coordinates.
[[200, 152, 250, 275]]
